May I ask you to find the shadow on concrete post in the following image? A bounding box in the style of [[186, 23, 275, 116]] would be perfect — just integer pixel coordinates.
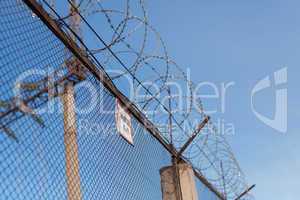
[[160, 162, 199, 200]]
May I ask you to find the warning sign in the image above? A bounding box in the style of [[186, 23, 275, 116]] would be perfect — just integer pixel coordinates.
[[115, 99, 133, 145]]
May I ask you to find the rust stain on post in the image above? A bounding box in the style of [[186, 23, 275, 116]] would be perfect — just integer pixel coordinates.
[[62, 83, 82, 200], [160, 163, 198, 200]]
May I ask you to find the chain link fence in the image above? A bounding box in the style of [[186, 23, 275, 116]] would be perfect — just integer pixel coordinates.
[[0, 0, 225, 199]]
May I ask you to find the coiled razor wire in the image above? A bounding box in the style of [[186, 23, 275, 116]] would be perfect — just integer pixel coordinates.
[[55, 1, 255, 199], [11, 0, 254, 199]]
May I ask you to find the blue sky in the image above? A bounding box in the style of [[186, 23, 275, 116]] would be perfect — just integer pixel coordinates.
[[53, 0, 299, 199], [0, 1, 221, 199], [145, 0, 299, 199], [1, 0, 298, 199]]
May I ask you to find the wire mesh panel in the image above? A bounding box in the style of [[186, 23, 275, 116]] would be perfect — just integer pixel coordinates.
[[0, 1, 171, 200], [0, 0, 256, 199], [75, 75, 171, 200]]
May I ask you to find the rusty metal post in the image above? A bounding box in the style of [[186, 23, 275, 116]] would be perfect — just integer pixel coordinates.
[[61, 1, 83, 199], [62, 82, 82, 200]]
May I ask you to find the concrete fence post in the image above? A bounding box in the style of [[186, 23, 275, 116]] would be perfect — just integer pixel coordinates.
[[160, 162, 198, 200]]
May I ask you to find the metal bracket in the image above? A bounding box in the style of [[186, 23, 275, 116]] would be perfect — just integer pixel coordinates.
[[177, 116, 210, 158], [234, 184, 256, 200]]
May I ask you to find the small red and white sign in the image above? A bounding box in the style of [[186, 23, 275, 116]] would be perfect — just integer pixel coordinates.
[[115, 99, 133, 145]]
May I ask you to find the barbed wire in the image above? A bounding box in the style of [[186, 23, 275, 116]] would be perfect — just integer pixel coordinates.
[[66, 1, 254, 199], [24, 0, 254, 199]]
